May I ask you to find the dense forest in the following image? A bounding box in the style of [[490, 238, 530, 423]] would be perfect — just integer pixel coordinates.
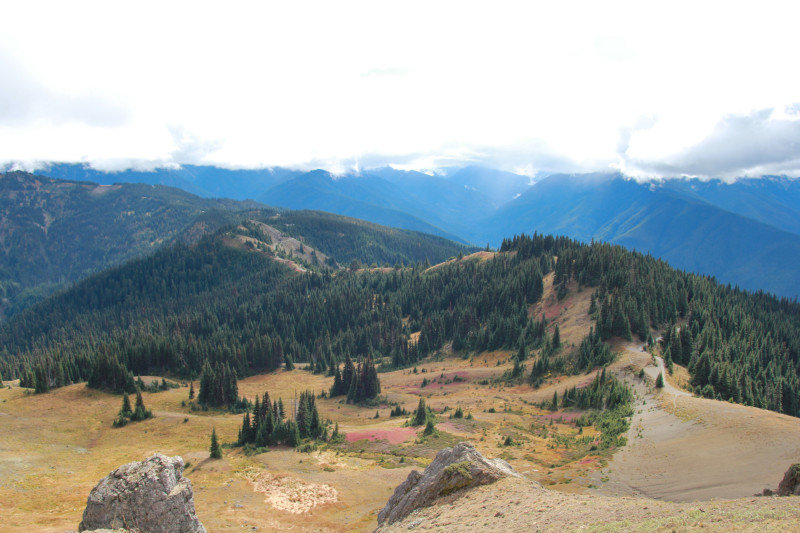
[[503, 234, 800, 416], [0, 224, 546, 395], [1, 225, 799, 418]]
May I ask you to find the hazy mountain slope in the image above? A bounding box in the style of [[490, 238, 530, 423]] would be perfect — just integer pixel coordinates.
[[39, 163, 302, 201], [483, 174, 800, 297], [28, 163, 800, 297], [0, 171, 256, 320], [659, 176, 800, 236], [444, 166, 534, 208], [260, 170, 471, 243]]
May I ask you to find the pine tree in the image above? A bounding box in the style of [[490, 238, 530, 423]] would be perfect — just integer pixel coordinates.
[[330, 365, 343, 397], [552, 324, 561, 349], [341, 354, 355, 396], [119, 393, 133, 418], [511, 355, 524, 378], [210, 427, 222, 459], [189, 381, 195, 400], [412, 398, 428, 426], [516, 336, 527, 362], [131, 389, 152, 421], [656, 372, 665, 388]]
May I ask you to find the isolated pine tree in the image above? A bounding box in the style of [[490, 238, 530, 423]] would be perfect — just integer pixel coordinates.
[[656, 372, 665, 388], [412, 398, 428, 426], [119, 393, 133, 418], [131, 389, 152, 421], [210, 427, 222, 459]]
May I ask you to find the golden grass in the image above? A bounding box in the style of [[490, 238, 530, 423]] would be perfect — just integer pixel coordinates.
[[0, 280, 706, 532]]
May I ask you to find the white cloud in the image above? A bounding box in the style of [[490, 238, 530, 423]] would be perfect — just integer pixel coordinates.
[[1, 0, 799, 178]]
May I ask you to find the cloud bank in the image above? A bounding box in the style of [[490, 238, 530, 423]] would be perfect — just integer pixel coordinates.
[[1, 1, 799, 180]]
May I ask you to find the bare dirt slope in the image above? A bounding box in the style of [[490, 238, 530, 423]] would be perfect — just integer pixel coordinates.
[[377, 475, 800, 533], [593, 343, 800, 502]]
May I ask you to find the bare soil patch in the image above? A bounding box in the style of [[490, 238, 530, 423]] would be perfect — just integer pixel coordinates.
[[591, 343, 800, 502], [345, 427, 418, 445], [377, 476, 800, 533], [247, 471, 338, 513]]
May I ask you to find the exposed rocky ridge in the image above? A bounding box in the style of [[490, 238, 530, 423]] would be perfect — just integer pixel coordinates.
[[777, 463, 800, 496], [376, 442, 520, 527], [78, 453, 205, 533]]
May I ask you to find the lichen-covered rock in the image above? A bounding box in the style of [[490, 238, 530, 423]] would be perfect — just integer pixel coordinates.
[[377, 442, 520, 526], [78, 453, 205, 533], [777, 463, 800, 496]]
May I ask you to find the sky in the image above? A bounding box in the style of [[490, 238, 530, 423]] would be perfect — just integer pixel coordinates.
[[1, 1, 799, 180]]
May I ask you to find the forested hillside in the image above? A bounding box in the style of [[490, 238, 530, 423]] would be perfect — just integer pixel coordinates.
[[0, 171, 257, 320], [3, 221, 798, 417], [0, 172, 467, 322], [503, 234, 800, 416]]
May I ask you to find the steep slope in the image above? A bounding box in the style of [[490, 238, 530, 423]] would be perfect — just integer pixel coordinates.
[[0, 171, 255, 320]]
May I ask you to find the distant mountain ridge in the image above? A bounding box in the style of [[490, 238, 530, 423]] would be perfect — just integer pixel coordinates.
[[0, 170, 472, 321], [30, 163, 800, 298], [0, 171, 261, 321]]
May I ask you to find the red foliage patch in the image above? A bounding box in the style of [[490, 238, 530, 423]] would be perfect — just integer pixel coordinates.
[[542, 297, 573, 319]]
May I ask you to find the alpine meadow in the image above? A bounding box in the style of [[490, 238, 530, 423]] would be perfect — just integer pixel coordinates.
[[2, 2, 800, 531]]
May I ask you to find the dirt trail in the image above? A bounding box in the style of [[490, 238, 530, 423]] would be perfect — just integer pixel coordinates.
[[651, 354, 691, 409], [593, 343, 800, 502]]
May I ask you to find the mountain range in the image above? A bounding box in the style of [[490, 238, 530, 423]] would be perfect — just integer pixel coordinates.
[[36, 163, 800, 298], [0, 170, 469, 321]]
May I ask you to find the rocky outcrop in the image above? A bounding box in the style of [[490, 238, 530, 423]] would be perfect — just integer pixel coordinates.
[[777, 463, 800, 496], [377, 442, 520, 526], [78, 453, 205, 533]]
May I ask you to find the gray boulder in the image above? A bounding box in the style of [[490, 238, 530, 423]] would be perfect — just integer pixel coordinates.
[[79, 453, 205, 533], [777, 463, 800, 496], [377, 442, 520, 526]]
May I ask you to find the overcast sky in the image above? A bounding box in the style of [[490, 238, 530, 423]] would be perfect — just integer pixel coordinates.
[[1, 1, 798, 179]]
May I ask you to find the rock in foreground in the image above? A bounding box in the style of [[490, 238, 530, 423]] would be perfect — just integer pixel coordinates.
[[79, 453, 205, 533], [777, 463, 800, 496], [377, 442, 520, 526]]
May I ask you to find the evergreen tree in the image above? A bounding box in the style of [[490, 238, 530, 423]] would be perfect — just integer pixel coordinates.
[[516, 336, 527, 362], [210, 427, 222, 459], [411, 398, 428, 426], [656, 372, 665, 388], [131, 389, 152, 421], [552, 324, 561, 349], [119, 393, 133, 418], [330, 365, 343, 397]]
